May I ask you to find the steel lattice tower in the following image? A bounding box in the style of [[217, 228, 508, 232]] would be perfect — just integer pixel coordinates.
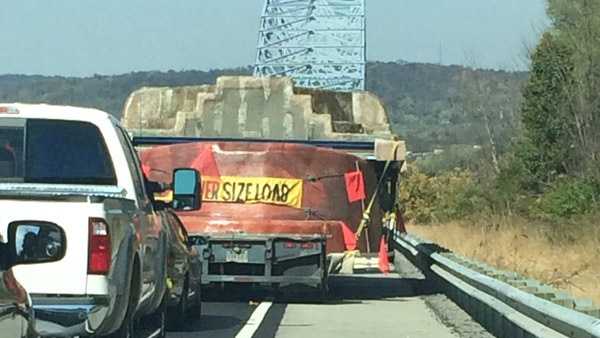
[[254, 0, 366, 92]]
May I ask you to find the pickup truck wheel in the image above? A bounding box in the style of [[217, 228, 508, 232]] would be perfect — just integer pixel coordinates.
[[105, 303, 135, 338], [156, 293, 167, 338], [104, 263, 140, 338], [105, 286, 137, 338], [155, 296, 167, 338], [167, 274, 189, 329], [140, 291, 167, 338], [191, 297, 202, 319], [187, 284, 202, 322]]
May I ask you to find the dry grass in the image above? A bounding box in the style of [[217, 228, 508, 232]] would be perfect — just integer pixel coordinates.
[[407, 215, 600, 304]]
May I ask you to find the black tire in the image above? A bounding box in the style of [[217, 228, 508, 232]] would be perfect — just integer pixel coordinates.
[[315, 277, 330, 303], [167, 274, 190, 330], [103, 264, 139, 338], [318, 253, 330, 301], [104, 290, 136, 338], [194, 299, 202, 318], [188, 283, 202, 320], [140, 291, 167, 338], [191, 293, 202, 318], [154, 294, 167, 338]]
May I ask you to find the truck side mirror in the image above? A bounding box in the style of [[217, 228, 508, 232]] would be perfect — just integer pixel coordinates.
[[6, 222, 66, 268], [172, 168, 202, 211]]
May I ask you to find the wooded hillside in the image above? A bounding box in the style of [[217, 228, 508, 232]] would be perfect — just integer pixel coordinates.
[[0, 62, 526, 152]]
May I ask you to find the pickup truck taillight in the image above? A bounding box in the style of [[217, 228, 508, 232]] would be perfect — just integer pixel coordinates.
[[88, 218, 111, 275]]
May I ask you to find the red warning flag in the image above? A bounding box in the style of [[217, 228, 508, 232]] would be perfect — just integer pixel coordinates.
[[340, 222, 357, 251], [141, 163, 152, 177], [190, 145, 221, 177], [344, 170, 366, 203], [378, 236, 390, 274]]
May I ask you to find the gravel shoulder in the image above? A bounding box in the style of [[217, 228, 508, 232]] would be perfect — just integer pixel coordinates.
[[394, 251, 494, 338]]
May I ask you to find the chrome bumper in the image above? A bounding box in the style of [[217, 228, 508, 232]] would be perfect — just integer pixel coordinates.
[[31, 296, 110, 337]]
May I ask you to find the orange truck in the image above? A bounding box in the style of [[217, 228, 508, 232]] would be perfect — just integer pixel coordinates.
[[123, 76, 406, 291]]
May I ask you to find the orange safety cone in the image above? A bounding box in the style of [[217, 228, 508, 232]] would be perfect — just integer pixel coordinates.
[[378, 236, 390, 274]]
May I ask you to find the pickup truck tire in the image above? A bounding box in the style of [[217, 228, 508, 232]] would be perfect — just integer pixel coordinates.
[[104, 283, 136, 338], [104, 259, 140, 338], [189, 283, 202, 320], [167, 274, 189, 329], [191, 298, 202, 319], [140, 291, 167, 338]]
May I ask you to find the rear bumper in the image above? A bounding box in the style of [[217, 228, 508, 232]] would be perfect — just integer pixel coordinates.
[[203, 274, 323, 285], [32, 295, 110, 337], [192, 235, 328, 288]]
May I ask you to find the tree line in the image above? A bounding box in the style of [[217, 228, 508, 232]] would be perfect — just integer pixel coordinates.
[[0, 62, 525, 154], [402, 0, 600, 223]]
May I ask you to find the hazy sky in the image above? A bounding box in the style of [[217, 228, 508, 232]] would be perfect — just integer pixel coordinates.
[[0, 1, 549, 76]]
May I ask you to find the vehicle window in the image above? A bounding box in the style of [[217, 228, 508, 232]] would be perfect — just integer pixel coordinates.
[[0, 119, 116, 185], [0, 123, 24, 179]]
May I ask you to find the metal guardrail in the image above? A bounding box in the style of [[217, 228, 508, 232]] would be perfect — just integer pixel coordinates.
[[391, 230, 600, 338]]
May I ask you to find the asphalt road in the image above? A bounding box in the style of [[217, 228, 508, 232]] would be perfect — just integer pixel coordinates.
[[165, 267, 493, 338]]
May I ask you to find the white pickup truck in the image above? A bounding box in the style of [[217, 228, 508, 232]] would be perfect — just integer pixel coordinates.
[[0, 104, 202, 338]]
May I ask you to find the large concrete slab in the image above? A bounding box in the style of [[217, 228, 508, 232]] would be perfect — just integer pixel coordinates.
[[275, 297, 459, 338], [121, 76, 395, 142]]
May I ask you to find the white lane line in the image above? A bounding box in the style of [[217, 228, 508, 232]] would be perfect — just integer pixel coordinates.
[[235, 301, 273, 338]]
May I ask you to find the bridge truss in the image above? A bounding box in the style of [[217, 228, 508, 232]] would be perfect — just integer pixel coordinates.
[[254, 0, 366, 92]]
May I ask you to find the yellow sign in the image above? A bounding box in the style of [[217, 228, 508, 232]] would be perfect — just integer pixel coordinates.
[[154, 176, 304, 209], [202, 176, 303, 208]]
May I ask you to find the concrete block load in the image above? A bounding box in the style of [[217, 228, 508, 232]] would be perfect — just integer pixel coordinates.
[[121, 76, 396, 142]]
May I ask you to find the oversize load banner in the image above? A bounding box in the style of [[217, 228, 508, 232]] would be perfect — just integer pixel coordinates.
[[201, 176, 303, 208]]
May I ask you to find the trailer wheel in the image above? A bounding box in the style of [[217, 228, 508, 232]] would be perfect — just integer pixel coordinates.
[[319, 253, 329, 300], [319, 281, 329, 299]]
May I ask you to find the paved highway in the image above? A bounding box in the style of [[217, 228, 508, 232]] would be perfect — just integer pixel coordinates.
[[166, 255, 494, 338]]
